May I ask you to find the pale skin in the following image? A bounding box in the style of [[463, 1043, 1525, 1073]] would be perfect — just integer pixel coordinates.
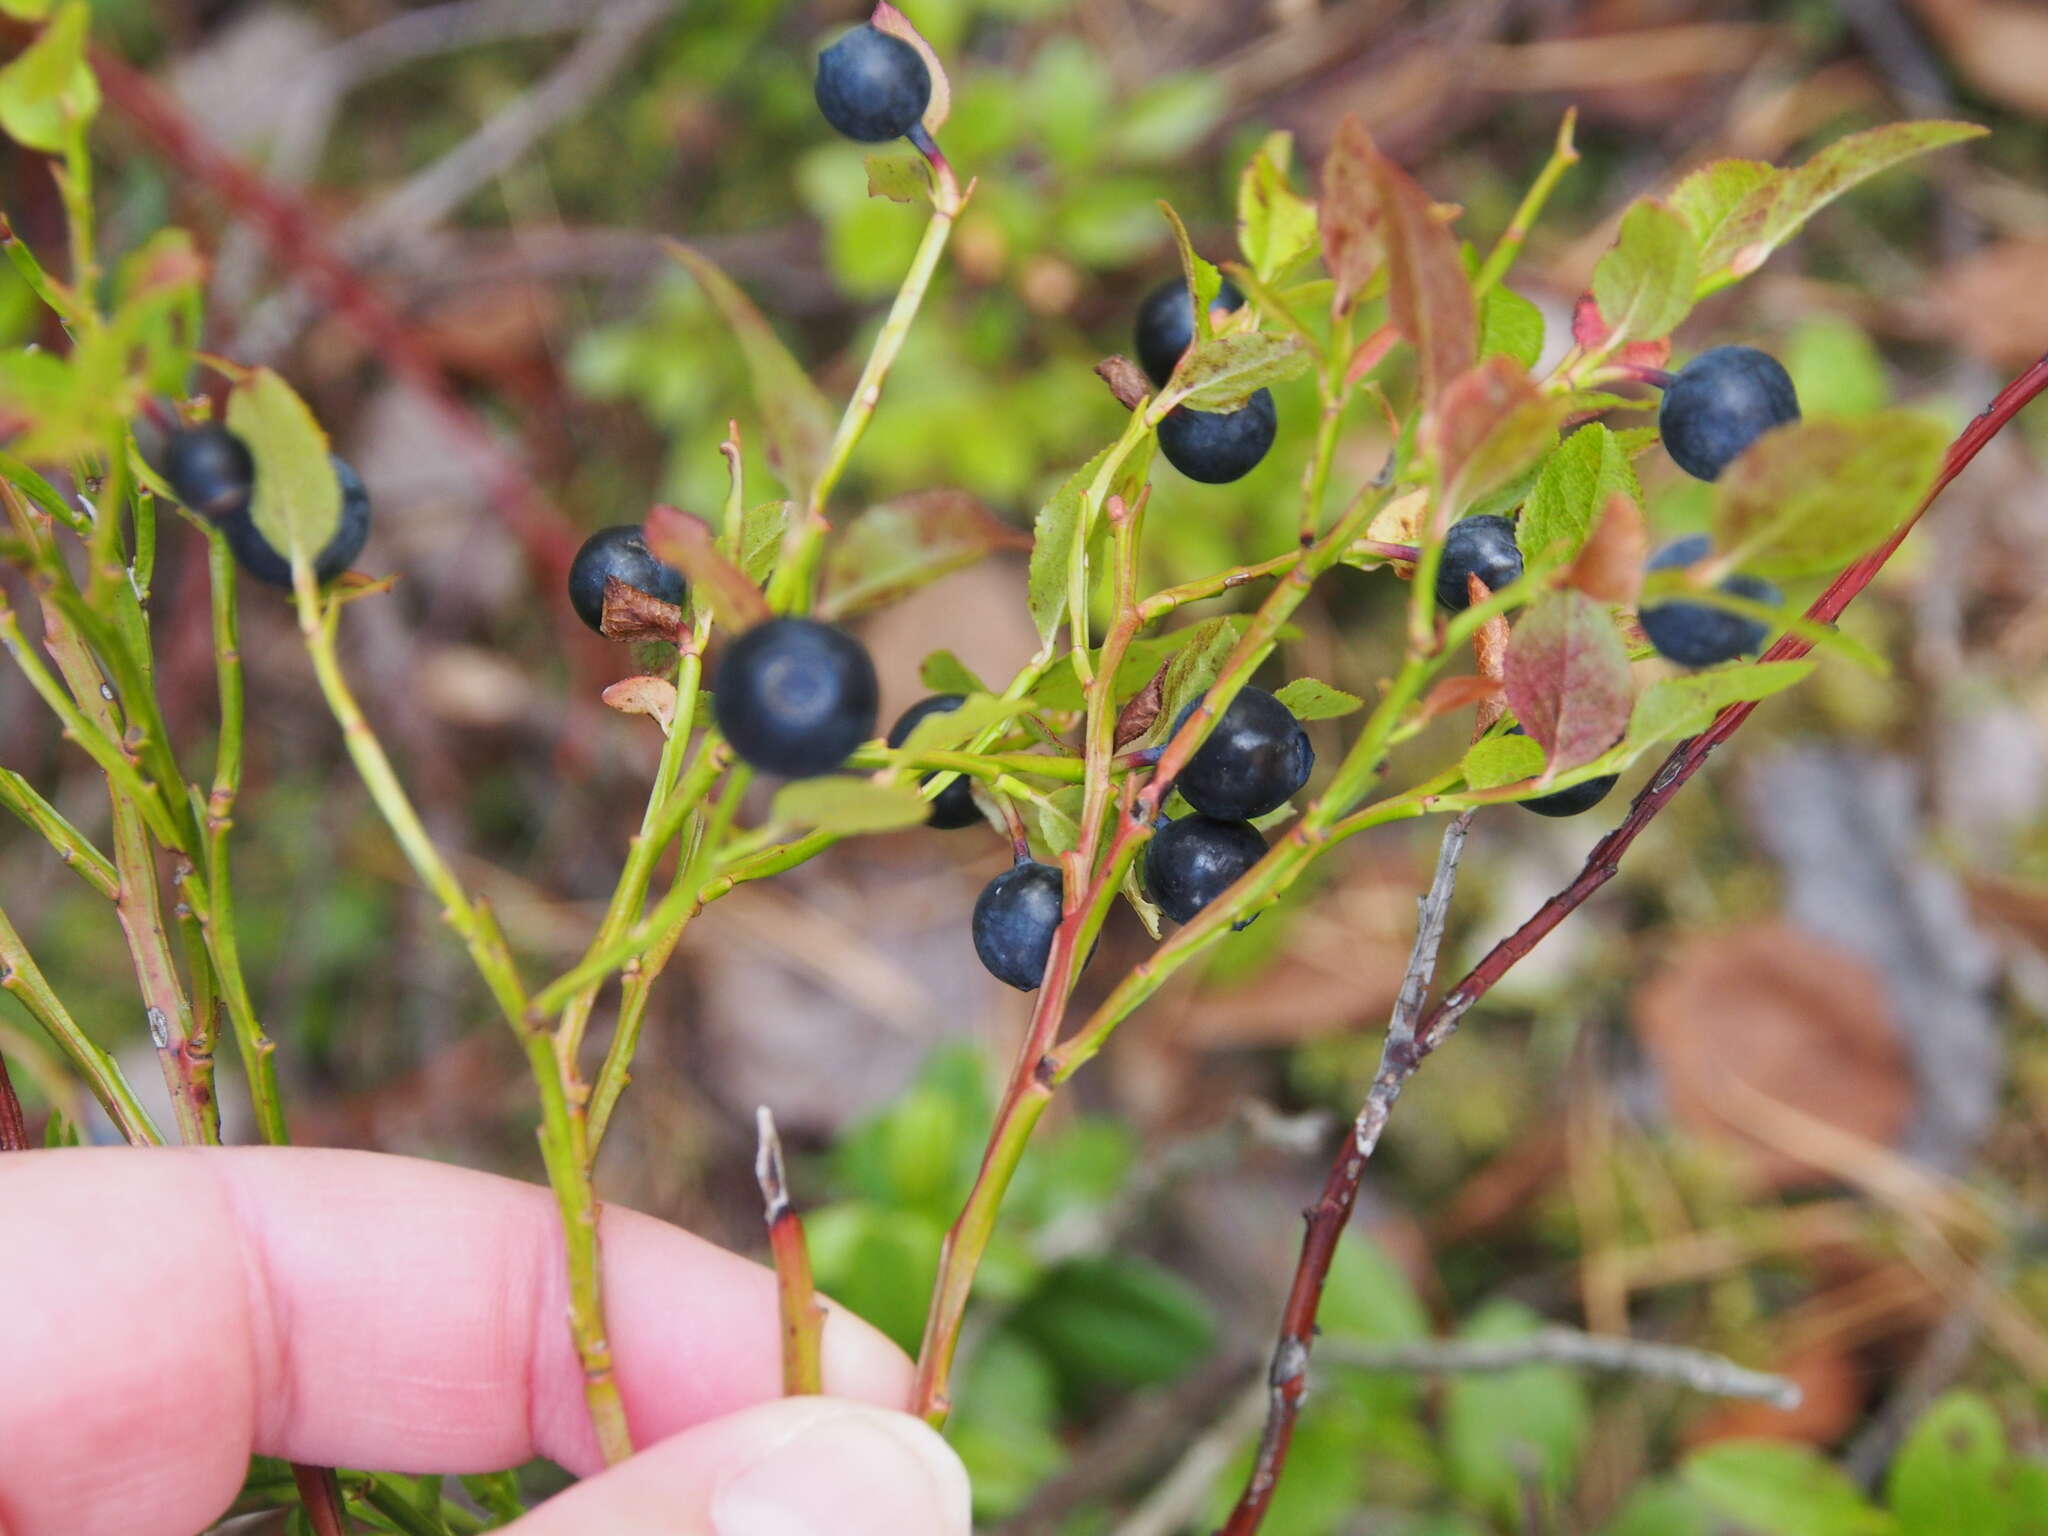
[[0, 1147, 971, 1536]]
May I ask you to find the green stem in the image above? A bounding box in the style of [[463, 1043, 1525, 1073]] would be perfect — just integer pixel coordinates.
[[0, 767, 118, 897], [1472, 109, 1579, 296], [769, 205, 959, 612]]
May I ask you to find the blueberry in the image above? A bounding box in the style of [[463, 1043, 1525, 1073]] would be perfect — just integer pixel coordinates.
[[1435, 514, 1522, 612], [713, 617, 879, 779], [1658, 345, 1800, 482], [1145, 814, 1266, 925], [1134, 277, 1246, 388], [567, 524, 687, 635], [887, 694, 981, 830], [1172, 686, 1312, 821], [159, 423, 254, 521], [973, 859, 1064, 991], [1639, 535, 1779, 668], [222, 455, 371, 589], [1505, 725, 1618, 818], [814, 24, 931, 143], [1157, 389, 1277, 485]]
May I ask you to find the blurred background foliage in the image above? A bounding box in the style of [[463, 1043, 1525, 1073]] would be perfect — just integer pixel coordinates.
[[4, 1, 2048, 1532]]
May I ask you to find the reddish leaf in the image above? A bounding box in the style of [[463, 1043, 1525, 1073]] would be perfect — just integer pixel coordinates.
[[1343, 323, 1399, 386], [1374, 146, 1475, 407], [1564, 494, 1648, 604], [1429, 355, 1562, 509], [1570, 293, 1673, 370], [602, 674, 679, 731], [1318, 114, 1382, 315], [1501, 590, 1633, 775], [1418, 673, 1505, 724], [870, 3, 950, 133], [643, 504, 771, 631]]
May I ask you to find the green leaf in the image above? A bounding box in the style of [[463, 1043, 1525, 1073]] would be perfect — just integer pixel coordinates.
[[1272, 677, 1364, 721], [1462, 732, 1545, 790], [0, 0, 56, 19], [1027, 445, 1111, 646], [896, 693, 1026, 754], [1033, 616, 1250, 714], [1012, 1256, 1216, 1395], [666, 242, 833, 504], [1600, 1482, 1714, 1536], [737, 499, 789, 586], [805, 1201, 944, 1352], [1443, 1301, 1590, 1522], [1158, 200, 1224, 342], [1119, 72, 1227, 164], [1785, 315, 1891, 416], [1591, 199, 1699, 347], [1697, 121, 1988, 292], [0, 2, 98, 155], [226, 369, 340, 572], [1713, 411, 1948, 579], [1034, 784, 1083, 854], [1519, 423, 1642, 564], [1670, 158, 1778, 265], [821, 490, 1026, 620], [770, 777, 931, 835], [1626, 659, 1816, 751], [1238, 130, 1319, 283], [1170, 331, 1311, 413], [950, 1333, 1066, 1522], [1888, 1392, 2012, 1536], [1503, 589, 1633, 774], [1148, 616, 1245, 745], [1479, 284, 1544, 369], [864, 152, 927, 204], [1318, 1232, 1430, 1345], [1683, 1441, 1896, 1536], [919, 649, 985, 696]]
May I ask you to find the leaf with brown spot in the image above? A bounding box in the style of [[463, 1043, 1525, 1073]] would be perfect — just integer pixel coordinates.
[[643, 504, 771, 632], [602, 675, 679, 732], [1373, 143, 1475, 407], [1502, 590, 1633, 776], [599, 577, 686, 645], [1564, 494, 1647, 605], [1318, 114, 1382, 315]]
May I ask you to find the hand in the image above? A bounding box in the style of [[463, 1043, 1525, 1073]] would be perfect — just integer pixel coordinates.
[[0, 1146, 971, 1536]]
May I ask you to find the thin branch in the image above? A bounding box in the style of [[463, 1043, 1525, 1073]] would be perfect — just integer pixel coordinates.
[[1220, 350, 2048, 1535], [755, 1106, 825, 1397], [1321, 1329, 1802, 1408], [0, 1042, 29, 1152]]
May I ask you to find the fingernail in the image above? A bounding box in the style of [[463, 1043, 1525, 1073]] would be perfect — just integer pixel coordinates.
[[712, 1401, 971, 1536]]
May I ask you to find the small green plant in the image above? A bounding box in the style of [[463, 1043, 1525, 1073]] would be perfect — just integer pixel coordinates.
[[0, 2, 2040, 1531]]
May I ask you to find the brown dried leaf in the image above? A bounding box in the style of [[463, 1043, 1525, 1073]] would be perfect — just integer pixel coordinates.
[[1366, 486, 1430, 548], [1635, 923, 1915, 1191], [1318, 114, 1382, 315], [1565, 494, 1648, 605], [1095, 354, 1151, 411], [643, 504, 771, 632], [602, 674, 679, 733], [1114, 662, 1168, 750], [599, 577, 686, 645], [1471, 601, 1510, 737]]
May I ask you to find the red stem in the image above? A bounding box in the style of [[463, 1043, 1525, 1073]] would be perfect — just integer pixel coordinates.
[[0, 1046, 29, 1151], [1218, 349, 2048, 1536]]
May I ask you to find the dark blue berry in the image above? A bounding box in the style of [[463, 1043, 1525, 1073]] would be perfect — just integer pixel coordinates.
[[1145, 814, 1266, 925], [1172, 686, 1312, 821], [887, 694, 981, 830], [814, 25, 931, 143], [159, 423, 254, 521], [1639, 535, 1779, 668], [568, 524, 687, 635], [222, 455, 371, 589], [1505, 725, 1618, 818], [1134, 277, 1245, 388], [1658, 345, 1800, 482], [1435, 514, 1522, 612], [1157, 389, 1276, 485], [713, 617, 879, 778], [973, 859, 1064, 991]]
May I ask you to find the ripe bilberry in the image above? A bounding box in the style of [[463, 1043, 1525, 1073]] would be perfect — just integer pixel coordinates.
[[814, 24, 931, 143], [159, 423, 254, 521], [1504, 729, 1619, 818], [1638, 535, 1779, 668], [1145, 814, 1266, 925], [1658, 345, 1800, 482], [222, 456, 371, 589], [1172, 686, 1312, 821], [1157, 389, 1277, 485], [1435, 514, 1522, 612], [887, 694, 982, 830], [1134, 276, 1245, 388], [973, 858, 1064, 991], [713, 617, 879, 778], [567, 525, 687, 635]]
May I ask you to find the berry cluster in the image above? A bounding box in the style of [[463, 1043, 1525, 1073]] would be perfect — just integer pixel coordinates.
[[157, 422, 373, 589]]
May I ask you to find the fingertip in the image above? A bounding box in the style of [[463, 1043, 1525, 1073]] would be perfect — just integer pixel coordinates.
[[818, 1301, 916, 1410]]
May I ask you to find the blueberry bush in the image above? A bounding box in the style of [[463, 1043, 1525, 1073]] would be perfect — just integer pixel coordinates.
[[3, 3, 2047, 1533]]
